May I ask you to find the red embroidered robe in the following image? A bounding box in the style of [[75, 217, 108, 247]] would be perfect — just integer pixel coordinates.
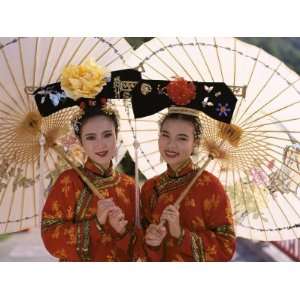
[[140, 159, 236, 261], [41, 158, 140, 261]]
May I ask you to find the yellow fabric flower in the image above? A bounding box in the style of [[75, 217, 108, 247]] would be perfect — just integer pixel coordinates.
[[61, 59, 109, 100]]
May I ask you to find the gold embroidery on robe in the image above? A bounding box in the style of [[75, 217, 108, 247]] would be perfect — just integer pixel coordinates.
[[185, 197, 196, 207], [205, 245, 217, 261], [192, 216, 205, 231], [191, 232, 206, 262], [61, 176, 72, 198], [203, 194, 221, 213], [115, 187, 130, 205], [54, 248, 68, 260], [51, 225, 61, 239], [64, 226, 76, 246]]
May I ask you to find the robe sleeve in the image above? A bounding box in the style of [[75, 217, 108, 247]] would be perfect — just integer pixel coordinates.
[[41, 170, 95, 261], [91, 176, 139, 261], [165, 174, 236, 262]]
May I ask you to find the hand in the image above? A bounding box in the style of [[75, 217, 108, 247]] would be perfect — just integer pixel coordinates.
[[160, 205, 181, 239], [96, 198, 116, 225], [145, 223, 167, 247], [108, 206, 128, 235]]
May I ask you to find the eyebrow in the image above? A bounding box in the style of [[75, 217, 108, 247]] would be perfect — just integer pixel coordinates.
[[83, 133, 96, 137], [102, 130, 113, 134], [83, 130, 113, 137], [161, 130, 169, 134], [177, 133, 189, 138], [161, 130, 190, 138]]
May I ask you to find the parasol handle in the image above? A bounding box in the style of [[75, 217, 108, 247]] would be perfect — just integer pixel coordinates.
[[52, 145, 104, 200], [158, 155, 214, 228], [174, 155, 214, 208]]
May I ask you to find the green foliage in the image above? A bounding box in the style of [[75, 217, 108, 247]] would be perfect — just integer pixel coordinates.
[[125, 37, 153, 49], [118, 151, 146, 184], [238, 37, 300, 75], [126, 37, 300, 75], [0, 233, 10, 241]]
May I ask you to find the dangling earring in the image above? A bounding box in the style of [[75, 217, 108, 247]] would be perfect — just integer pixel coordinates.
[[193, 144, 200, 164], [115, 146, 118, 163], [160, 154, 164, 163], [115, 141, 121, 163], [114, 139, 123, 164]]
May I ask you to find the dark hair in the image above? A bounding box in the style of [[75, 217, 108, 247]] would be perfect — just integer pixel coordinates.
[[72, 106, 119, 139], [159, 113, 203, 142]]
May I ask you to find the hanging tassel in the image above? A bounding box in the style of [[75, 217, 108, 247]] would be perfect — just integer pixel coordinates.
[[115, 144, 119, 163], [115, 139, 122, 164], [160, 154, 164, 164], [133, 138, 141, 228], [39, 134, 46, 224], [218, 123, 242, 147], [193, 145, 200, 165]]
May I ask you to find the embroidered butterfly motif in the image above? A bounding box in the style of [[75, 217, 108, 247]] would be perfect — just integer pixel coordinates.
[[204, 85, 213, 93], [37, 90, 67, 106], [201, 97, 214, 108]]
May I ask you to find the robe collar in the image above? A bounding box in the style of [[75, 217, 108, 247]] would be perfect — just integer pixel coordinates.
[[166, 158, 195, 178], [84, 158, 113, 178]]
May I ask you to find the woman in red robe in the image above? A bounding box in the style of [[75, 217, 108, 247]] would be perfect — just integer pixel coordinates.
[[141, 107, 236, 261], [41, 103, 140, 261], [39, 60, 140, 261]]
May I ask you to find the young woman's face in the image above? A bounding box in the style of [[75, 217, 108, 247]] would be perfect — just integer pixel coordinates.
[[159, 118, 196, 170], [80, 115, 117, 169]]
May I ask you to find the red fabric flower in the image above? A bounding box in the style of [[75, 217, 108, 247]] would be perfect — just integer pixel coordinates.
[[79, 102, 86, 110], [166, 77, 196, 105], [100, 97, 107, 105], [88, 100, 96, 106]]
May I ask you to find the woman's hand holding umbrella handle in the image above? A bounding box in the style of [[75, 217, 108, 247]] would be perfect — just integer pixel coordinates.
[[160, 205, 182, 239], [145, 223, 167, 247], [96, 198, 116, 225], [108, 206, 128, 235]]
